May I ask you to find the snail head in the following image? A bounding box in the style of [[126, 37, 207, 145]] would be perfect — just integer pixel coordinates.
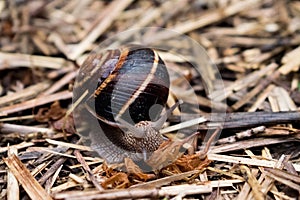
[[117, 100, 182, 138]]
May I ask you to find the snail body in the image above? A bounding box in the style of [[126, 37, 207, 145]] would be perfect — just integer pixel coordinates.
[[74, 45, 173, 163]]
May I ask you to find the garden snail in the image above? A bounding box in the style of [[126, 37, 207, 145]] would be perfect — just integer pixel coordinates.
[[73, 45, 179, 164]]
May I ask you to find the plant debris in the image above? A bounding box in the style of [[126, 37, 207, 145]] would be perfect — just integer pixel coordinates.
[[0, 0, 300, 199]]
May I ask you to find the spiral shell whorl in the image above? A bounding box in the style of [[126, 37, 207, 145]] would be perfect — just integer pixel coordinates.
[[75, 45, 170, 163]]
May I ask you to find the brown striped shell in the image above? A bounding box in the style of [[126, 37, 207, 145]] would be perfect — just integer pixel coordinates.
[[94, 46, 170, 124], [74, 45, 171, 163]]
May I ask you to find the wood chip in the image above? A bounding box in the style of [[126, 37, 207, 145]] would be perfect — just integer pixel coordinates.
[[3, 154, 53, 200]]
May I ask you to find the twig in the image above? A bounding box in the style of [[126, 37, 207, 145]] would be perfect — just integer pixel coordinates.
[[54, 179, 242, 199], [3, 154, 53, 200], [38, 155, 69, 186], [45, 139, 93, 151], [0, 90, 72, 116], [74, 150, 104, 191], [263, 171, 300, 193], [0, 123, 55, 135], [0, 141, 34, 153], [0, 52, 69, 69], [6, 147, 19, 200]]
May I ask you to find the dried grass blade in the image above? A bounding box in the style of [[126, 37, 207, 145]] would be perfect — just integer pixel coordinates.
[[3, 154, 53, 200]]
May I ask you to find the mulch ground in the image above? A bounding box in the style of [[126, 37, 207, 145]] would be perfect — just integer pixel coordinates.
[[0, 0, 300, 199]]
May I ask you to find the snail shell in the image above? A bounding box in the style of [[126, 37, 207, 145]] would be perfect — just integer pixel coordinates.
[[74, 45, 172, 163]]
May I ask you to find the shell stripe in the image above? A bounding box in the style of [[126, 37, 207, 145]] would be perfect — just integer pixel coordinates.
[[94, 48, 129, 96], [115, 50, 160, 120]]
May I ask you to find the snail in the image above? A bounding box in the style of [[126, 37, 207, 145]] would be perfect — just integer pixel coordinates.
[[73, 45, 180, 164]]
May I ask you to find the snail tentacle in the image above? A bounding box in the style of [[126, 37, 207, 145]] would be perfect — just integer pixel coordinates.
[[152, 100, 183, 131]]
